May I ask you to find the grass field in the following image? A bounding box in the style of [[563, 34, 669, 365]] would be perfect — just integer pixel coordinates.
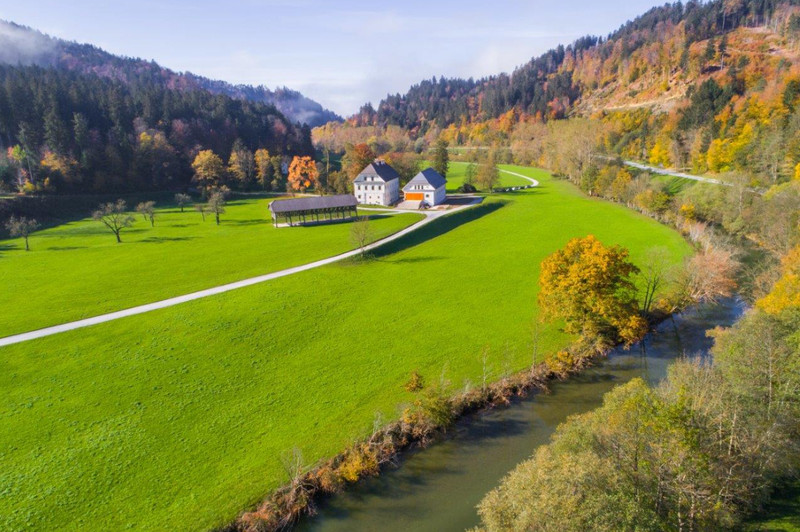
[[0, 166, 693, 531], [0, 197, 423, 337], [444, 161, 531, 192]]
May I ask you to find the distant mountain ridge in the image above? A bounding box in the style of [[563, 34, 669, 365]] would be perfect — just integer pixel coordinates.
[[349, 0, 800, 133], [0, 20, 341, 127]]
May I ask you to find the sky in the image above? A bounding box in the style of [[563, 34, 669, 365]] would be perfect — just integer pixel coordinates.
[[0, 0, 668, 116]]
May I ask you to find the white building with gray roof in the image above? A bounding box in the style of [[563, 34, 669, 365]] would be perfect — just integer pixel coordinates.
[[353, 160, 400, 206], [402, 167, 447, 206]]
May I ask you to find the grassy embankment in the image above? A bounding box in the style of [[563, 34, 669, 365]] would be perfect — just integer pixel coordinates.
[[0, 165, 692, 531], [0, 197, 423, 336]]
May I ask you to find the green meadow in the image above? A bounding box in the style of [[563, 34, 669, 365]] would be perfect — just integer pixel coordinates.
[[444, 161, 532, 192], [0, 197, 422, 337], [0, 166, 692, 531]]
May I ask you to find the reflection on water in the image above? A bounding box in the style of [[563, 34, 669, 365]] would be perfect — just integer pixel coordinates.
[[296, 299, 746, 532]]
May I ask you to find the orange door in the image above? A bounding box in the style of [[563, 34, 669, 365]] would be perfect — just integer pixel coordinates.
[[406, 192, 424, 200]]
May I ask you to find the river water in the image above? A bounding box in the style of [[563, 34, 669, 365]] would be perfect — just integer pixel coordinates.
[[296, 298, 746, 532]]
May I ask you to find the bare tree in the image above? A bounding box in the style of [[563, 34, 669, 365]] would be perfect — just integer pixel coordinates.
[[4, 215, 39, 251], [135, 201, 156, 227], [276, 447, 314, 529], [207, 191, 226, 225], [93, 200, 135, 243], [349, 216, 373, 255], [174, 193, 192, 212], [193, 203, 207, 222], [672, 247, 739, 310], [640, 247, 671, 314]]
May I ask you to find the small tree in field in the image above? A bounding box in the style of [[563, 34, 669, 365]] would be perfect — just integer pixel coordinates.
[[5, 216, 39, 251], [136, 201, 156, 227], [539, 235, 646, 347], [174, 193, 192, 212], [477, 162, 500, 192], [350, 216, 373, 255], [194, 203, 207, 221], [93, 200, 135, 243], [477, 147, 500, 192], [207, 190, 227, 225]]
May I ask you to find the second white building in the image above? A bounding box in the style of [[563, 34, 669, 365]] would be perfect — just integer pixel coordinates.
[[402, 167, 447, 206]]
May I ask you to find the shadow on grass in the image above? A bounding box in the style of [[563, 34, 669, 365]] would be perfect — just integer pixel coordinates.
[[139, 236, 195, 243], [387, 256, 446, 264], [372, 200, 507, 261], [362, 214, 397, 223], [228, 218, 269, 226], [489, 187, 540, 196], [48, 246, 88, 251]]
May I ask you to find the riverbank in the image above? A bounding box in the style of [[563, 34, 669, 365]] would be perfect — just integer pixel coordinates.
[[292, 299, 745, 531], [223, 298, 743, 532]]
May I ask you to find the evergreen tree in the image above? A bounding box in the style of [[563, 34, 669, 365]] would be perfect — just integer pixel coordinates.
[[433, 139, 449, 178]]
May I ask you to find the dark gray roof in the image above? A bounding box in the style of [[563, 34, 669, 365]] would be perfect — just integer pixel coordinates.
[[354, 160, 400, 183], [269, 194, 357, 214], [403, 167, 446, 190]]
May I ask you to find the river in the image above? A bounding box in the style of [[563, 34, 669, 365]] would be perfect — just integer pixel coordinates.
[[295, 298, 746, 532]]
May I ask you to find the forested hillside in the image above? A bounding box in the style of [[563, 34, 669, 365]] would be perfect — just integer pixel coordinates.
[[331, 0, 800, 184], [354, 0, 797, 129], [0, 20, 341, 127], [0, 65, 313, 193]]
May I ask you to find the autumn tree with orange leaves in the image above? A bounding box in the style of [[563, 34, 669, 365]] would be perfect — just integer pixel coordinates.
[[539, 235, 647, 347], [343, 143, 376, 181], [287, 156, 319, 194]]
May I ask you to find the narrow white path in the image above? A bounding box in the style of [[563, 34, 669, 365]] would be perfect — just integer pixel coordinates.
[[0, 200, 483, 347], [499, 168, 540, 187], [620, 160, 728, 186]]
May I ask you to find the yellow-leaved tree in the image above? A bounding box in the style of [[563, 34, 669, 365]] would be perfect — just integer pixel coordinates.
[[191, 150, 225, 191], [539, 235, 647, 347], [254, 148, 271, 188], [757, 245, 800, 315], [649, 137, 671, 167], [287, 156, 319, 194]]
